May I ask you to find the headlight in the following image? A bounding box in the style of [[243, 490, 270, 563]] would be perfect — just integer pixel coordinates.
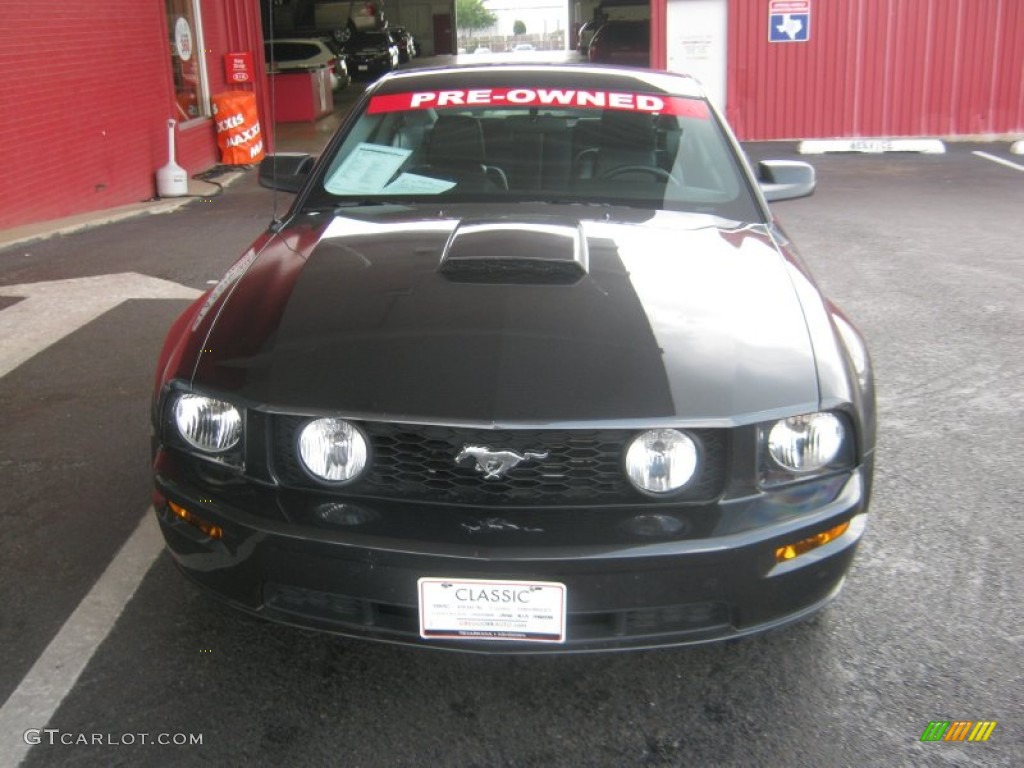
[[298, 418, 368, 483], [767, 413, 845, 472], [625, 429, 698, 494], [173, 394, 242, 452]]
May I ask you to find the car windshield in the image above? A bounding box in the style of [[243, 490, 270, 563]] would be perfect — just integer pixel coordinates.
[[310, 83, 760, 219]]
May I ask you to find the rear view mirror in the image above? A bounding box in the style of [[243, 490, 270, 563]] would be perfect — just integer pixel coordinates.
[[258, 153, 315, 193], [758, 160, 816, 202]]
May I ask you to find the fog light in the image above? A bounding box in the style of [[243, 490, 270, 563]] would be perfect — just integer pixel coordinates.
[[775, 521, 850, 562], [625, 429, 698, 494], [168, 501, 223, 540], [298, 418, 368, 483]]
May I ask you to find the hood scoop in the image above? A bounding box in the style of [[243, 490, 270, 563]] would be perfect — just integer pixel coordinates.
[[439, 218, 588, 285]]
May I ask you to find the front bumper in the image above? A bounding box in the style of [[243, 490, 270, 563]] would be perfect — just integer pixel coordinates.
[[153, 452, 869, 653]]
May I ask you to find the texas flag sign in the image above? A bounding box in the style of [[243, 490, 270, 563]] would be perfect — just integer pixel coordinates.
[[769, 0, 811, 43]]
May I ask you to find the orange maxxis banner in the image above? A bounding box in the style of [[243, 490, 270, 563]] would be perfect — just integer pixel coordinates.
[[211, 91, 265, 165]]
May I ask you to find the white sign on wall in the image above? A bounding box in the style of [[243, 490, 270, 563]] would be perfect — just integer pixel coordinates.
[[174, 17, 193, 60], [666, 0, 728, 112], [769, 0, 811, 43]]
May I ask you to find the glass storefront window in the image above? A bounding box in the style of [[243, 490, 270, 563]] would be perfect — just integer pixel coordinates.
[[167, 0, 210, 122]]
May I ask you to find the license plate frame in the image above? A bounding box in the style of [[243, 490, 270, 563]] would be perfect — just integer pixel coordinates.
[[418, 577, 567, 644]]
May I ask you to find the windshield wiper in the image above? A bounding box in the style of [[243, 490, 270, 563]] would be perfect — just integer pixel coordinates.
[[333, 200, 388, 209], [297, 200, 390, 213]]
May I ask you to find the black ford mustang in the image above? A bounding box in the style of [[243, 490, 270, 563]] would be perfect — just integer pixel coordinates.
[[152, 64, 875, 653]]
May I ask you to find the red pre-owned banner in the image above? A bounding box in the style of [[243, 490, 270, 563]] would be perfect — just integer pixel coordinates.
[[368, 88, 710, 118]]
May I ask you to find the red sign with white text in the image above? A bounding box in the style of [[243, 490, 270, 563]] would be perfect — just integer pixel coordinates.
[[223, 52, 254, 84], [368, 89, 709, 118]]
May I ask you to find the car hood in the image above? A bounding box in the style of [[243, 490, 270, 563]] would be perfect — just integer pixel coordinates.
[[194, 207, 820, 426]]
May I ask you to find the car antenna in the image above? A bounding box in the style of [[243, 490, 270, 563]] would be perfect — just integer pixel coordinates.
[[267, 0, 283, 232]]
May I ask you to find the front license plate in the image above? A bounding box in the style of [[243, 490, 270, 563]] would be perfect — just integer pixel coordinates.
[[358, 64, 369, 71], [418, 578, 567, 643]]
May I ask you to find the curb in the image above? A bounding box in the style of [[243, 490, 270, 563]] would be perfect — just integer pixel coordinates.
[[799, 138, 946, 155], [0, 170, 248, 252]]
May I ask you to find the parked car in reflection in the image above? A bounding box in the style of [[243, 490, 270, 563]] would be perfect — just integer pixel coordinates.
[[588, 20, 650, 68], [576, 19, 600, 54], [341, 29, 400, 78], [388, 26, 417, 61], [318, 36, 355, 88], [264, 38, 349, 91]]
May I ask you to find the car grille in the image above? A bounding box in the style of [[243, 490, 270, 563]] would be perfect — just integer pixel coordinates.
[[270, 417, 727, 505]]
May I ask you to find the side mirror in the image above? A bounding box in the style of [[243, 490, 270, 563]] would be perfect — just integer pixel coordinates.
[[757, 160, 816, 202], [258, 153, 315, 193]]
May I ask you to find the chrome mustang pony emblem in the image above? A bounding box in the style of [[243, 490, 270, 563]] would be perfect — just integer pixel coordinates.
[[455, 445, 549, 480]]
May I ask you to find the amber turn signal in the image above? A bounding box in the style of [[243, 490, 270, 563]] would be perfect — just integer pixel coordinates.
[[168, 501, 224, 540], [775, 521, 850, 562]]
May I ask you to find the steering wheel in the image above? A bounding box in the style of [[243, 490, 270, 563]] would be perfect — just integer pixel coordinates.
[[601, 165, 680, 186]]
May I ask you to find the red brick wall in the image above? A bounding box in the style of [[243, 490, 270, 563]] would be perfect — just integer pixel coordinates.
[[0, 0, 266, 231]]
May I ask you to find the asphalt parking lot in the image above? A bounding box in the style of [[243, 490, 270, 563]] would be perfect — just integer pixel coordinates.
[[0, 134, 1021, 766]]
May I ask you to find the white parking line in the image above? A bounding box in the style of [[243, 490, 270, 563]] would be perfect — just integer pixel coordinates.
[[0, 511, 164, 767], [0, 273, 200, 379], [972, 151, 1024, 172], [0, 274, 196, 763]]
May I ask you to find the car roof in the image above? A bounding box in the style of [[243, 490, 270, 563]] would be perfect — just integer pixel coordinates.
[[267, 38, 328, 46], [371, 64, 706, 99], [265, 39, 332, 61]]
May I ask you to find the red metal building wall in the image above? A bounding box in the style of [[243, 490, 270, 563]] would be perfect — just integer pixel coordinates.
[[1, 1, 171, 229], [0, 0, 267, 231], [726, 0, 1024, 140]]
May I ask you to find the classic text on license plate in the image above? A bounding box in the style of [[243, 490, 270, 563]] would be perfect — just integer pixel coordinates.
[[418, 578, 567, 643]]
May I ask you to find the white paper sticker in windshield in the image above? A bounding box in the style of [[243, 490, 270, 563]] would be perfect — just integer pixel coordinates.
[[324, 143, 412, 194], [383, 173, 456, 194]]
